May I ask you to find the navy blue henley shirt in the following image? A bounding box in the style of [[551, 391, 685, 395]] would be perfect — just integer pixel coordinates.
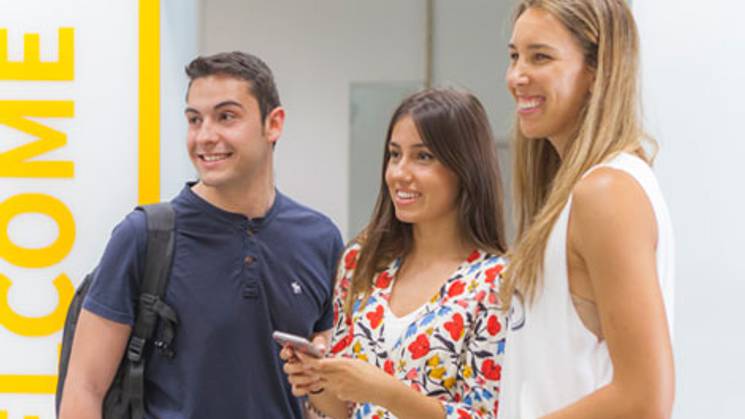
[[83, 183, 343, 418]]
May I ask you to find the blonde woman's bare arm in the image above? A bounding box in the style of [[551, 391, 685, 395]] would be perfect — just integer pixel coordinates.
[[544, 168, 674, 419]]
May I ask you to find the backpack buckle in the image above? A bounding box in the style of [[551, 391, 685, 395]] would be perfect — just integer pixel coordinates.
[[127, 336, 146, 362], [139, 293, 158, 308], [154, 339, 175, 359]]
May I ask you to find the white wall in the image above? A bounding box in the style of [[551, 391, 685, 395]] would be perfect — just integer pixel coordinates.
[[201, 0, 428, 238], [161, 0, 200, 200], [432, 0, 514, 140], [634, 2, 745, 418]]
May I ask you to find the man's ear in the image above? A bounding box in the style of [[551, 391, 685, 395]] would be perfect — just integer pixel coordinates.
[[264, 106, 285, 146]]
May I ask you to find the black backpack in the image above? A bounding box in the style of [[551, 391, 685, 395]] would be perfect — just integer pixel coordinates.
[[56, 203, 179, 419]]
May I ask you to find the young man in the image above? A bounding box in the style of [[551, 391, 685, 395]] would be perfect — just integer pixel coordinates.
[[59, 52, 343, 418]]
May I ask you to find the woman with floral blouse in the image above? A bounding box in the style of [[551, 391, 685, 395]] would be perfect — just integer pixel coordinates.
[[281, 87, 508, 419]]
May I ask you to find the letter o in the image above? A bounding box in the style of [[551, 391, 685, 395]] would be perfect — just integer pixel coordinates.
[[0, 193, 75, 268]]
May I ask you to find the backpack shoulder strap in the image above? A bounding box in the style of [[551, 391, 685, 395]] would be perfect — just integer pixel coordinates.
[[125, 202, 176, 419], [139, 203, 176, 298], [128, 203, 176, 352]]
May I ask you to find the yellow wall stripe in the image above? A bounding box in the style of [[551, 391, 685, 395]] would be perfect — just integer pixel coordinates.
[[138, 0, 160, 205]]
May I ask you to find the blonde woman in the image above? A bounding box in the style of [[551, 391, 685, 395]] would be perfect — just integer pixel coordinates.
[[499, 1, 675, 418]]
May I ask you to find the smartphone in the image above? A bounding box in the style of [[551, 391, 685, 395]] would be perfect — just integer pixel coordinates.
[[272, 331, 323, 358]]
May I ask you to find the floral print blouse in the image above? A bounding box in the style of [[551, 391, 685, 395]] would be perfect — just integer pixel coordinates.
[[329, 244, 507, 419]]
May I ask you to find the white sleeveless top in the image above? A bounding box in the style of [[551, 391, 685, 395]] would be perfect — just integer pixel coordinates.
[[498, 153, 674, 419]]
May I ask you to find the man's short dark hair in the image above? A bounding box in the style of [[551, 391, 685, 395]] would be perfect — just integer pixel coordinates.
[[185, 51, 281, 122]]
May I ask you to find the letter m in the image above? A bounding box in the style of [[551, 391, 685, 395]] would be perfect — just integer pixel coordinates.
[[0, 100, 74, 178]]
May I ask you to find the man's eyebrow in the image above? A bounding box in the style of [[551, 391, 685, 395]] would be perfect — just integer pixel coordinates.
[[184, 100, 245, 113], [214, 100, 244, 110]]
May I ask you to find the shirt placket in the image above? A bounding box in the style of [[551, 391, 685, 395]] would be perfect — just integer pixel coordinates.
[[242, 220, 260, 299]]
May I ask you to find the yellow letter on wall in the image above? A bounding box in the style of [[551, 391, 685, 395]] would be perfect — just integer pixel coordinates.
[[0, 100, 74, 178], [0, 373, 57, 395], [0, 193, 75, 268], [0, 28, 73, 81], [0, 273, 74, 337]]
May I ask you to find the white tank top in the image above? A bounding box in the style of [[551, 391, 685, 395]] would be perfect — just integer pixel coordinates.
[[498, 152, 675, 419]]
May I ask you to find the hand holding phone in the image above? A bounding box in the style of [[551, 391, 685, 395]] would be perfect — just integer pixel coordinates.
[[272, 331, 324, 358]]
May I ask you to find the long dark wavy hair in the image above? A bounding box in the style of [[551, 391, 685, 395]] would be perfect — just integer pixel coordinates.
[[346, 87, 508, 315]]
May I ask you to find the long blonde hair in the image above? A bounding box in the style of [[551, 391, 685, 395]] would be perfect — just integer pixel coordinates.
[[501, 0, 657, 309]]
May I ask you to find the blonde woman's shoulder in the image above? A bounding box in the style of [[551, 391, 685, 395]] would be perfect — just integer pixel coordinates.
[[570, 167, 657, 257]]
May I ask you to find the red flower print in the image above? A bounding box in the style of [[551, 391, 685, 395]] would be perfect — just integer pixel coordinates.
[[466, 250, 480, 263], [487, 315, 501, 336], [375, 271, 392, 289], [485, 264, 503, 284], [339, 277, 350, 296], [475, 290, 486, 302], [366, 305, 384, 329], [444, 313, 465, 341], [457, 409, 473, 419], [448, 280, 465, 298], [408, 334, 431, 359], [344, 249, 359, 270], [481, 359, 501, 380], [406, 368, 419, 380], [331, 332, 353, 354], [384, 359, 395, 375]]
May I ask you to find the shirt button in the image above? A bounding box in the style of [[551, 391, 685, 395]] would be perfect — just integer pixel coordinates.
[[244, 256, 255, 266]]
